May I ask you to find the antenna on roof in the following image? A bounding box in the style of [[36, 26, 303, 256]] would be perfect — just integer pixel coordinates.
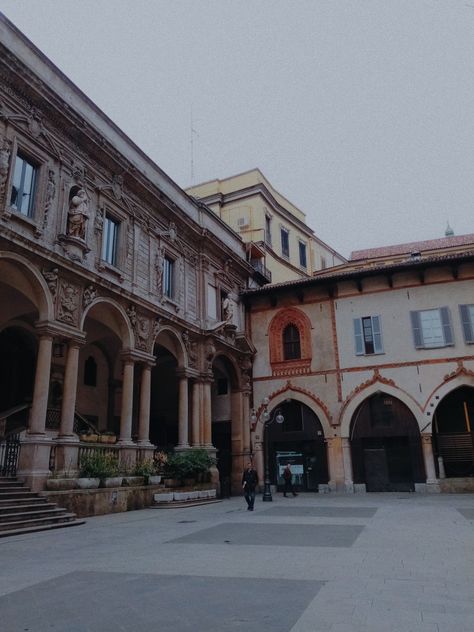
[[445, 221, 454, 237]]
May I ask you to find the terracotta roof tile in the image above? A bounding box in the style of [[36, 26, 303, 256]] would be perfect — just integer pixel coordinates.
[[350, 234, 474, 261]]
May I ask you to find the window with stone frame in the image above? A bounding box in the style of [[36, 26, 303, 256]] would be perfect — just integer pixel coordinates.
[[102, 214, 120, 265], [283, 324, 301, 360], [10, 153, 37, 218]]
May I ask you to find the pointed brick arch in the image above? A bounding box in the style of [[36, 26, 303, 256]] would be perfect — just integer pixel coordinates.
[[268, 307, 312, 376]]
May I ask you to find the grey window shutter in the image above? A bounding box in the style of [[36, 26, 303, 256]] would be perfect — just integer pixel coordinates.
[[440, 307, 454, 345], [460, 305, 474, 343], [372, 315, 383, 353], [353, 318, 364, 355], [410, 311, 423, 348]]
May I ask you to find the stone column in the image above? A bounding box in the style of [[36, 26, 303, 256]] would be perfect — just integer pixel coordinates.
[[326, 437, 338, 491], [176, 374, 190, 448], [28, 333, 53, 435], [18, 328, 54, 491], [137, 363, 153, 446], [342, 437, 354, 493], [202, 379, 213, 447], [55, 340, 82, 476], [421, 434, 438, 485], [118, 357, 135, 446], [191, 380, 201, 446], [242, 391, 251, 456], [59, 342, 81, 438]]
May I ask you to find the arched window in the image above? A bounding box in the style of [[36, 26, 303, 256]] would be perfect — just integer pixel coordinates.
[[84, 355, 97, 387], [283, 324, 301, 360]]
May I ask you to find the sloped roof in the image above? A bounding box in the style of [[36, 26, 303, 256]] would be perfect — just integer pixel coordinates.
[[351, 234, 474, 261]]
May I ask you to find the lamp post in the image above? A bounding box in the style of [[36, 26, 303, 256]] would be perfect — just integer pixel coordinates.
[[251, 398, 284, 502]]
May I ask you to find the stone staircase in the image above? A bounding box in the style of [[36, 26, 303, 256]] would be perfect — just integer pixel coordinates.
[[0, 477, 85, 537]]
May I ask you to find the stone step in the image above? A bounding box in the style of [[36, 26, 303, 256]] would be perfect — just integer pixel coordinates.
[[0, 480, 24, 488], [0, 490, 38, 500], [0, 496, 49, 507], [0, 519, 86, 538], [0, 512, 79, 532], [0, 502, 58, 515], [0, 507, 66, 523]]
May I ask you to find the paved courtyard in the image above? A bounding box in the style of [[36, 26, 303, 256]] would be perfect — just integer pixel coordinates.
[[1, 492, 474, 632]]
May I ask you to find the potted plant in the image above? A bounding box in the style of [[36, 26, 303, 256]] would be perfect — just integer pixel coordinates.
[[79, 452, 120, 487], [133, 458, 161, 485], [99, 431, 117, 444]]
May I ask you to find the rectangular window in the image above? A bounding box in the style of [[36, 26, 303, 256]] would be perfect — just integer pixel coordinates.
[[10, 154, 37, 217], [102, 215, 119, 265], [281, 227, 289, 258], [353, 316, 383, 355], [460, 304, 474, 343], [321, 255, 327, 270], [265, 215, 272, 246], [298, 241, 307, 268], [163, 256, 174, 298], [410, 307, 453, 349]]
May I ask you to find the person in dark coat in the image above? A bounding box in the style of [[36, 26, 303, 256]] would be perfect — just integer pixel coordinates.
[[242, 461, 259, 511], [283, 463, 297, 497]]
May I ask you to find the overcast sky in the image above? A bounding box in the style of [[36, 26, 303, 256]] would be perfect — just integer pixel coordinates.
[[2, 0, 474, 257]]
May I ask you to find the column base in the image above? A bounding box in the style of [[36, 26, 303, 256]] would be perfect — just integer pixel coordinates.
[[17, 435, 54, 492]]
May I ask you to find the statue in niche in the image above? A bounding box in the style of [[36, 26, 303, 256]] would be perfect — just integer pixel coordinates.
[[67, 188, 89, 240], [43, 169, 56, 228], [222, 296, 234, 323], [155, 247, 164, 294]]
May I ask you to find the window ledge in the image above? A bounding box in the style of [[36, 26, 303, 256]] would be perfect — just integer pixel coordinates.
[[271, 358, 311, 377], [355, 352, 385, 357], [6, 207, 40, 232], [97, 259, 124, 281]]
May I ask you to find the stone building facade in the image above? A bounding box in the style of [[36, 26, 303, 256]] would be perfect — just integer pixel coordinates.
[[246, 239, 474, 493], [0, 16, 258, 492]]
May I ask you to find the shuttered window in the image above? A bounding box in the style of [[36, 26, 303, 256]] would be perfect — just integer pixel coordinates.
[[460, 304, 474, 343], [410, 307, 454, 349], [353, 316, 383, 355]]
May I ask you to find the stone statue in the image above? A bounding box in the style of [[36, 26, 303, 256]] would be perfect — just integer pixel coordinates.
[[67, 188, 89, 240], [222, 296, 233, 323], [0, 139, 11, 201], [43, 169, 56, 227]]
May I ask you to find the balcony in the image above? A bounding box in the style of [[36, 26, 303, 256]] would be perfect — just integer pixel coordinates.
[[250, 259, 272, 284]]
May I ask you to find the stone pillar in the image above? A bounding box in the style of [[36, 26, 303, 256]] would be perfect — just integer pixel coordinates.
[[18, 329, 54, 491], [253, 440, 264, 491], [191, 380, 201, 446], [137, 363, 153, 447], [55, 340, 81, 476], [177, 375, 190, 448], [242, 391, 251, 456], [202, 379, 213, 447], [342, 437, 354, 493], [28, 334, 53, 435], [326, 437, 338, 491], [421, 434, 439, 484], [118, 357, 135, 446]]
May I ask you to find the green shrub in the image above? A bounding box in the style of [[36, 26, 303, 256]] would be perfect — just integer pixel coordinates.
[[164, 449, 215, 480], [79, 452, 119, 479], [133, 458, 157, 477]]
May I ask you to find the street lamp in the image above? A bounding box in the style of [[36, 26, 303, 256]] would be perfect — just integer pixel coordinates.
[[251, 398, 284, 502]]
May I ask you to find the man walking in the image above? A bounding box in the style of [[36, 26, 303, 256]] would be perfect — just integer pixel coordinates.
[[242, 461, 258, 511], [283, 462, 297, 497]]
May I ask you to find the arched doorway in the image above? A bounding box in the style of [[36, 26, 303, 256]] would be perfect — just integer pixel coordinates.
[[266, 400, 328, 492], [433, 386, 474, 477], [149, 344, 179, 449], [350, 392, 425, 492]]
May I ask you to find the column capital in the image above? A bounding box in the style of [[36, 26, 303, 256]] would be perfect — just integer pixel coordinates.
[[35, 320, 85, 344], [120, 349, 155, 365], [176, 368, 193, 380]]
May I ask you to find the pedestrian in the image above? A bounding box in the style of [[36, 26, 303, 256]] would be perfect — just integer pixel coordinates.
[[242, 461, 258, 511], [282, 462, 297, 497]]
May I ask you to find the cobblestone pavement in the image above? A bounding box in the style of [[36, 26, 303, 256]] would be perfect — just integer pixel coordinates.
[[1, 492, 474, 632]]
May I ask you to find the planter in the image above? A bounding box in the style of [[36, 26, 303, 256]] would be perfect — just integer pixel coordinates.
[[102, 476, 123, 488], [76, 477, 100, 489], [147, 475, 162, 486], [46, 478, 79, 491], [99, 435, 116, 444], [121, 476, 145, 487], [80, 434, 98, 443], [163, 478, 181, 488]]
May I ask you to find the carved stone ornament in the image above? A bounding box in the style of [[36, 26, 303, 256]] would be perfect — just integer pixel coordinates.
[[112, 174, 123, 200], [82, 284, 97, 308], [182, 330, 198, 367], [0, 138, 11, 203], [155, 246, 164, 295], [57, 281, 79, 325], [222, 297, 234, 323], [67, 188, 89, 241], [42, 267, 59, 298], [43, 169, 56, 229], [127, 304, 151, 351], [205, 338, 216, 371], [72, 162, 86, 186]]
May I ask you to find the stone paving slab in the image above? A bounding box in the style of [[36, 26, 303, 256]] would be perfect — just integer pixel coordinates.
[[0, 570, 324, 632], [261, 505, 378, 518], [457, 507, 474, 520], [167, 521, 365, 547]]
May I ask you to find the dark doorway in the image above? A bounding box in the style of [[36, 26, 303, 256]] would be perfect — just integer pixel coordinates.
[[149, 346, 178, 449], [350, 393, 424, 492], [212, 420, 231, 497], [266, 400, 328, 492], [0, 327, 36, 412], [433, 387, 474, 477]]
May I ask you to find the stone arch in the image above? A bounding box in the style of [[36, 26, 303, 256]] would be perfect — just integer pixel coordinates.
[[0, 251, 53, 322], [254, 383, 332, 439], [213, 352, 241, 391], [424, 371, 474, 433], [268, 307, 312, 366], [80, 297, 133, 349], [153, 325, 186, 367], [339, 381, 423, 439]]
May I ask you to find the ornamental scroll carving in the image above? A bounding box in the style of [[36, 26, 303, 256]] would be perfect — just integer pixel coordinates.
[[57, 281, 80, 325], [127, 304, 151, 351], [0, 138, 11, 204]]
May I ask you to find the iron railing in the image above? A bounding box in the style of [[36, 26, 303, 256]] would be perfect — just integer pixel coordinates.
[[0, 433, 20, 476]]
